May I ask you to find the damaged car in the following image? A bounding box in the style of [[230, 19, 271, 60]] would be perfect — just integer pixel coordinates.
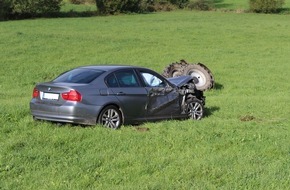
[[30, 65, 206, 129]]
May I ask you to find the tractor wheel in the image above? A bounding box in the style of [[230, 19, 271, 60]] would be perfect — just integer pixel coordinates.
[[161, 60, 188, 78], [162, 60, 214, 91], [183, 63, 214, 91]]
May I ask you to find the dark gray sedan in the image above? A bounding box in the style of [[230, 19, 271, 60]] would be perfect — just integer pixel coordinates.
[[30, 65, 205, 129]]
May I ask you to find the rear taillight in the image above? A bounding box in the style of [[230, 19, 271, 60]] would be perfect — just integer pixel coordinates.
[[61, 90, 82, 102], [33, 88, 39, 98]]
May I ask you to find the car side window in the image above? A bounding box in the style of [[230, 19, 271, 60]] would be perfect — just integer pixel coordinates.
[[115, 70, 140, 87], [106, 70, 140, 87], [141, 72, 166, 87], [106, 74, 119, 87]]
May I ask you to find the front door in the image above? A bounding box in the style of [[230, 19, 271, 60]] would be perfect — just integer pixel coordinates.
[[138, 70, 181, 118]]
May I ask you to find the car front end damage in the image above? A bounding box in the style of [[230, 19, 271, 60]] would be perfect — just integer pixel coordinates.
[[145, 75, 205, 119], [178, 80, 205, 117], [168, 75, 205, 102]]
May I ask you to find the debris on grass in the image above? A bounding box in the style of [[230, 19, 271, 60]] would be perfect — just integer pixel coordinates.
[[240, 115, 256, 122]]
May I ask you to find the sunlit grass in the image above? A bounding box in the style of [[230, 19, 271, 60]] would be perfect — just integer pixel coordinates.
[[1, 8, 290, 190]]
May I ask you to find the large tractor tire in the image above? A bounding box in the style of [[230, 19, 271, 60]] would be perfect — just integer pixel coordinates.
[[162, 60, 214, 91], [183, 63, 214, 91], [161, 60, 188, 78]]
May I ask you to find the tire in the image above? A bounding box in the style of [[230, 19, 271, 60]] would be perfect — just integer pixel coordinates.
[[183, 63, 214, 91], [98, 105, 122, 129], [162, 60, 214, 91], [161, 60, 188, 78], [186, 98, 204, 120]]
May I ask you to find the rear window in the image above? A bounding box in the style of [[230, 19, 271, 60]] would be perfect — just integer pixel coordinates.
[[53, 68, 105, 84]]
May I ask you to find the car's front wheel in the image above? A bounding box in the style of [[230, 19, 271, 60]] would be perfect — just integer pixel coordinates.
[[186, 98, 204, 120], [98, 105, 123, 129]]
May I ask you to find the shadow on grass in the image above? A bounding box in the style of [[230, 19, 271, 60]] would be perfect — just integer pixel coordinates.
[[4, 11, 100, 21], [53, 10, 99, 18], [280, 8, 290, 14], [203, 82, 223, 118], [214, 82, 224, 90], [205, 106, 220, 117]]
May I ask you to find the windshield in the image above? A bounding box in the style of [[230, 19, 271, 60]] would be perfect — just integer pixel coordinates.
[[53, 68, 105, 84]]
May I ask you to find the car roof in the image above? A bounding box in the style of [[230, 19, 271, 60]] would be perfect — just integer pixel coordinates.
[[78, 65, 144, 72]]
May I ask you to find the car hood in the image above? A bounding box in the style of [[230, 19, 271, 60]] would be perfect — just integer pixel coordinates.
[[167, 76, 193, 87]]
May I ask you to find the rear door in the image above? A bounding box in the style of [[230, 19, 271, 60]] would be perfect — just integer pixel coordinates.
[[105, 69, 148, 120]]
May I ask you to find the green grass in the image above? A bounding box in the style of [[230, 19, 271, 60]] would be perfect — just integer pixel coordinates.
[[1, 8, 290, 190]]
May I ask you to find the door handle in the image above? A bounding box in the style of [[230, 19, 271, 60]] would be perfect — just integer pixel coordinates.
[[117, 92, 126, 96]]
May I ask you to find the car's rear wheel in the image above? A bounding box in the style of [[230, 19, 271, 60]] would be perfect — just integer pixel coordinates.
[[98, 105, 122, 129], [186, 98, 204, 120]]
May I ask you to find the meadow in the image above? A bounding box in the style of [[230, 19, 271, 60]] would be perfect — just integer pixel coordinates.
[[1, 3, 290, 189]]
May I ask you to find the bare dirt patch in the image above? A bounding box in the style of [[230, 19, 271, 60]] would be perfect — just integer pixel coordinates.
[[240, 115, 256, 122]]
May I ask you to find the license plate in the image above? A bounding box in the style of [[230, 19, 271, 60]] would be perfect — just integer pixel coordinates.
[[42, 92, 59, 100]]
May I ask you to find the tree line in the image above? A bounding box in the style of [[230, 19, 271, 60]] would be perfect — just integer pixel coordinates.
[[0, 0, 286, 21]]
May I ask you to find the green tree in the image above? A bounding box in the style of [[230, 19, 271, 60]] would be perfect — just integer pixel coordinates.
[[169, 0, 189, 8], [0, 0, 63, 20], [0, 0, 11, 20], [249, 0, 285, 13], [95, 0, 150, 14], [95, 0, 190, 14]]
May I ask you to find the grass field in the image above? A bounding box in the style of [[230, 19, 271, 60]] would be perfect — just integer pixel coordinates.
[[1, 3, 290, 190]]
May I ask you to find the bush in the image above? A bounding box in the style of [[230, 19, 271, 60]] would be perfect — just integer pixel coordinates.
[[95, 0, 152, 14], [147, 1, 176, 12], [249, 0, 285, 13], [69, 0, 85, 4], [69, 0, 95, 5], [1, 0, 62, 19], [95, 0, 120, 14], [168, 0, 189, 8], [188, 0, 214, 11], [0, 0, 11, 20], [95, 0, 190, 14]]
